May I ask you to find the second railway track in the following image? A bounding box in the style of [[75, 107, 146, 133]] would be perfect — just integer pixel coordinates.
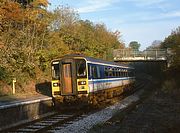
[[6, 112, 88, 133]]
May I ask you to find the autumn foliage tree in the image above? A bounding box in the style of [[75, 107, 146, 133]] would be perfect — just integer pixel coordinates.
[[0, 1, 124, 93], [160, 26, 180, 90], [0, 0, 50, 87], [161, 26, 180, 71]]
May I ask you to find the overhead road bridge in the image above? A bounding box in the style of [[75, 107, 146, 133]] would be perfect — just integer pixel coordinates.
[[113, 49, 168, 62], [113, 49, 171, 75]]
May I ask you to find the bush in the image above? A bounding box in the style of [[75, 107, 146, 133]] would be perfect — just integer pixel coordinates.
[[0, 67, 7, 80], [22, 64, 36, 78], [0, 67, 12, 84], [161, 79, 177, 93]]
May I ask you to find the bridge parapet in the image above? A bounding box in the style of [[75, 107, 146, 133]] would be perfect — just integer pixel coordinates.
[[113, 49, 167, 61]]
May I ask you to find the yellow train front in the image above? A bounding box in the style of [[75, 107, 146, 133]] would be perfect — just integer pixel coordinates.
[[51, 54, 135, 106]]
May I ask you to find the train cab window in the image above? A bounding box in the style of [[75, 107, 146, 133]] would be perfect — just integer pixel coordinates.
[[76, 59, 87, 78], [52, 61, 60, 80]]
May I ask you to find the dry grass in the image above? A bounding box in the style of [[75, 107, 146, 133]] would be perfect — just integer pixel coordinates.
[[0, 81, 12, 96]]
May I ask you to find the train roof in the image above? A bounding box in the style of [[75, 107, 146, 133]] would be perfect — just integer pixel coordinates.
[[53, 54, 134, 69]]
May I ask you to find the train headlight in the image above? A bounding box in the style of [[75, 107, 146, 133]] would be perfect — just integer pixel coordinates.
[[78, 81, 86, 85], [53, 83, 59, 87]]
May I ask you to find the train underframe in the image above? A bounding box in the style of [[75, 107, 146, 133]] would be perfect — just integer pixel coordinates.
[[53, 83, 134, 109]]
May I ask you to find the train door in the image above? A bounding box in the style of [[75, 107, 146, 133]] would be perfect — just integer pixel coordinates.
[[61, 59, 76, 95], [51, 61, 61, 97]]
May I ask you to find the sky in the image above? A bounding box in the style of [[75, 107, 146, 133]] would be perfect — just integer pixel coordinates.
[[48, 0, 180, 50]]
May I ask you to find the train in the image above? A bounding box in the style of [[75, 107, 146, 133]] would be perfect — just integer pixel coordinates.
[[51, 54, 135, 106]]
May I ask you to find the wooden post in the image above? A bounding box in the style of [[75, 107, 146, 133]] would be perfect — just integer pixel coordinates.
[[12, 78, 16, 94]]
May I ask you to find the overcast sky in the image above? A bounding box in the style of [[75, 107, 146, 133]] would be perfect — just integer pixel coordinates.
[[48, 0, 180, 50]]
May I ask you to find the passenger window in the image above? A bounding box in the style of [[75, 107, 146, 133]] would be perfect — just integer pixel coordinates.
[[112, 68, 116, 77], [122, 71, 125, 77], [108, 68, 113, 77], [89, 65, 101, 79], [120, 70, 123, 77], [92, 66, 97, 79], [88, 64, 92, 79], [116, 69, 119, 77], [97, 66, 101, 78], [105, 67, 108, 77]]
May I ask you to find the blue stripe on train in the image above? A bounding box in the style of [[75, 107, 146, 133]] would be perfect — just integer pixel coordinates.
[[88, 77, 134, 83]]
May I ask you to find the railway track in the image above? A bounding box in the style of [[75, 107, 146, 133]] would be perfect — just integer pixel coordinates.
[[4, 79, 147, 133], [5, 112, 88, 133]]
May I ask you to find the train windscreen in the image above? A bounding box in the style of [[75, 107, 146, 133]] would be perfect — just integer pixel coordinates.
[[52, 61, 60, 80], [76, 59, 87, 78]]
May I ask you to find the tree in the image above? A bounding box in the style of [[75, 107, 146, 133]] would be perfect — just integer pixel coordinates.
[[17, 0, 49, 7], [129, 41, 141, 51], [0, 0, 50, 78], [49, 8, 124, 60], [152, 40, 162, 47], [161, 26, 180, 70], [0, 1, 124, 93], [146, 40, 162, 50]]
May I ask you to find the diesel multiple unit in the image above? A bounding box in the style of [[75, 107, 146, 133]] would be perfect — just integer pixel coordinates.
[[51, 54, 135, 105]]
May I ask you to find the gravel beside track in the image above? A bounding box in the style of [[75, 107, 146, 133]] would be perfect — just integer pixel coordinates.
[[51, 90, 143, 133], [88, 83, 180, 133]]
